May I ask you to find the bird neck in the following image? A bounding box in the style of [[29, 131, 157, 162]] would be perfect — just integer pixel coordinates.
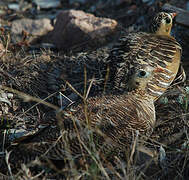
[[154, 29, 173, 37], [153, 24, 173, 37], [128, 89, 153, 101], [149, 23, 173, 37]]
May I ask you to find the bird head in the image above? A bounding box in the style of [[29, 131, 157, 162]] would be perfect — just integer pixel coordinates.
[[127, 65, 170, 100], [150, 12, 177, 36], [127, 65, 155, 92]]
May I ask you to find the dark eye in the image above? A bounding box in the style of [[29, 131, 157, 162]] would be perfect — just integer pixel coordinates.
[[137, 70, 149, 78], [165, 17, 171, 24]]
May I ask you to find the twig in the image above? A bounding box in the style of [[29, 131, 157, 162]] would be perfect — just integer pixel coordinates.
[[66, 81, 84, 100], [85, 78, 95, 100]]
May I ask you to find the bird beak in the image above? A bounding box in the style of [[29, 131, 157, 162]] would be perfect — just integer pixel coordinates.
[[170, 13, 177, 19]]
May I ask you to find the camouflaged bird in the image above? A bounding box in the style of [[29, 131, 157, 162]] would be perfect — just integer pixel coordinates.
[[0, 12, 183, 174], [1, 64, 159, 173], [109, 12, 182, 101]]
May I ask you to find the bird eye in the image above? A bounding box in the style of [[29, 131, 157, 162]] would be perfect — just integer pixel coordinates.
[[165, 17, 171, 24], [137, 70, 149, 78]]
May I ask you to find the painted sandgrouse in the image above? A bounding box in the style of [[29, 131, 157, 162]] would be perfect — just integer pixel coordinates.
[[109, 12, 182, 101], [1, 64, 159, 173]]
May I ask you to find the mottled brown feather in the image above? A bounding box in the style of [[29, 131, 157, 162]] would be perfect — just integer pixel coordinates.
[[7, 90, 155, 163]]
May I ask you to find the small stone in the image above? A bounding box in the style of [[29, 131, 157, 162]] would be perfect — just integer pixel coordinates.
[[177, 94, 185, 105], [11, 18, 53, 43], [159, 146, 167, 169], [185, 87, 189, 94], [1, 92, 8, 99], [0, 10, 6, 15], [7, 93, 14, 99], [40, 43, 56, 49], [8, 3, 20, 11], [158, 96, 169, 105], [8, 129, 27, 141], [44, 9, 118, 50], [69, 0, 88, 4], [33, 0, 61, 9], [0, 97, 11, 106]]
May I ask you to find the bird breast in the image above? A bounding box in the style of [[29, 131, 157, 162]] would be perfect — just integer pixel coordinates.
[[61, 93, 156, 148]]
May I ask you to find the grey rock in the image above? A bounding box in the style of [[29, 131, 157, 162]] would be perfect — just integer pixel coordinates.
[[69, 0, 90, 4], [11, 18, 53, 43], [8, 3, 20, 11], [44, 9, 118, 50], [33, 0, 61, 9]]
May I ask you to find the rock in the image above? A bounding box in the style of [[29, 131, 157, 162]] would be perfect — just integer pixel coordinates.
[[8, 1, 31, 12], [162, 3, 189, 27], [33, 0, 61, 9], [8, 3, 20, 11], [44, 9, 118, 50], [11, 18, 53, 43], [69, 0, 89, 4]]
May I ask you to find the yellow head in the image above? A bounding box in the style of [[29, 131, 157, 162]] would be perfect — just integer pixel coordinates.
[[127, 65, 169, 100], [127, 65, 154, 92], [150, 12, 177, 36]]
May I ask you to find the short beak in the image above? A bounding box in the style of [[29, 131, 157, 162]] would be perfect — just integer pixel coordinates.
[[170, 13, 177, 19]]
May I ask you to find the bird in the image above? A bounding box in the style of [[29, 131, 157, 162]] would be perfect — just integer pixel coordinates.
[[1, 64, 159, 174], [108, 12, 183, 101]]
